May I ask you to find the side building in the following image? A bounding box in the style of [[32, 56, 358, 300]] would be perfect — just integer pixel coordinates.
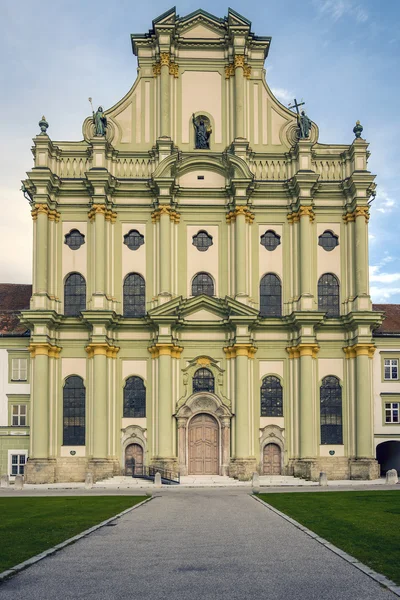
[[2, 9, 398, 483]]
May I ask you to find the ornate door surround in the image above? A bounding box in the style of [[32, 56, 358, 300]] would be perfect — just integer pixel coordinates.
[[175, 392, 232, 476]]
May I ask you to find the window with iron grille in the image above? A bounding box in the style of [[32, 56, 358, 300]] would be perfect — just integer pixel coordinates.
[[384, 359, 398, 380], [63, 376, 85, 445], [318, 273, 340, 317], [193, 368, 215, 393], [320, 376, 343, 444], [192, 230, 213, 252], [260, 273, 282, 317], [10, 454, 26, 477], [123, 273, 146, 317], [385, 402, 399, 423], [192, 272, 214, 297], [65, 229, 85, 250], [123, 376, 146, 417], [124, 229, 144, 251], [261, 376, 283, 417], [12, 405, 26, 427], [318, 230, 339, 252], [11, 358, 27, 381], [64, 273, 86, 316], [260, 230, 281, 251]]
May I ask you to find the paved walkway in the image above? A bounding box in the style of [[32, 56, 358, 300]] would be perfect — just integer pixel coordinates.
[[0, 489, 397, 599]]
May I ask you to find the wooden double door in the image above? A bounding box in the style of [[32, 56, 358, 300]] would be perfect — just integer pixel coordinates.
[[125, 443, 143, 476], [263, 443, 282, 475], [188, 413, 219, 475]]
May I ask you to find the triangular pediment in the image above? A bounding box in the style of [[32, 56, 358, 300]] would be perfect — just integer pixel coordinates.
[[148, 294, 259, 323], [153, 7, 176, 26], [227, 9, 251, 27]]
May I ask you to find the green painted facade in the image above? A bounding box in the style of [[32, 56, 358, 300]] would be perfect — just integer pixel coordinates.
[[2, 8, 394, 483]]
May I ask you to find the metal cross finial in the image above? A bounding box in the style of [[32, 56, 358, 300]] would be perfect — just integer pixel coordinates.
[[288, 98, 305, 115]]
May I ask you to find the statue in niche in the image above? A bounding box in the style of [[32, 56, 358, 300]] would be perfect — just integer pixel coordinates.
[[93, 106, 107, 136], [192, 114, 212, 149]]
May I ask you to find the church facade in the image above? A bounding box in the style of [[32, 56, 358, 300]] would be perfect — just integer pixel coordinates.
[[1, 8, 396, 483]]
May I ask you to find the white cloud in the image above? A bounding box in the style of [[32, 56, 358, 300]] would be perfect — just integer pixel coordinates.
[[374, 188, 396, 213], [369, 261, 400, 303], [270, 87, 294, 105], [313, 0, 368, 23], [370, 287, 400, 303]]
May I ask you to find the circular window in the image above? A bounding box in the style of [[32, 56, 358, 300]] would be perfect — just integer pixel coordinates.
[[65, 229, 85, 250], [192, 230, 213, 252], [260, 230, 281, 251], [124, 230, 144, 251], [318, 231, 339, 252]]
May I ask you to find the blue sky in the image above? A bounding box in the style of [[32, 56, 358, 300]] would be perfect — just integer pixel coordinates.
[[1, 0, 399, 302]]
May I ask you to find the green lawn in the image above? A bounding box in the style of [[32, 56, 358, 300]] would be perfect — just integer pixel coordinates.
[[0, 496, 146, 572], [257, 491, 400, 584]]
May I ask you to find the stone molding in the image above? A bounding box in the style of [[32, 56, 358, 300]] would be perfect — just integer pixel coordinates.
[[121, 424, 147, 469], [224, 344, 257, 359], [85, 343, 119, 358], [259, 424, 285, 471], [148, 343, 183, 358], [286, 343, 319, 359], [28, 343, 61, 358], [343, 343, 375, 359]]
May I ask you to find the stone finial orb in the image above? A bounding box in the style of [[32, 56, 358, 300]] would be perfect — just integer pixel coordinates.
[[39, 116, 49, 135], [353, 120, 363, 139]]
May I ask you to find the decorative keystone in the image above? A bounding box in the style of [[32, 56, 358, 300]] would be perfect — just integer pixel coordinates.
[[38, 116, 49, 135], [353, 120, 363, 139]]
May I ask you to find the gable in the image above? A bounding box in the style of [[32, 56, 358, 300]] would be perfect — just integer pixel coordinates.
[[185, 309, 222, 322], [181, 24, 222, 39]]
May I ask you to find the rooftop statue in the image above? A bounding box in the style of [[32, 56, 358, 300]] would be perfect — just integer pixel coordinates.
[[193, 114, 212, 149], [288, 98, 312, 140], [89, 98, 107, 137]]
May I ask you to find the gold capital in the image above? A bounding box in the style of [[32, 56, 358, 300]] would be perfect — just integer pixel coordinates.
[[234, 55, 245, 69], [343, 212, 356, 223], [28, 343, 61, 358], [223, 344, 257, 359], [153, 63, 161, 77], [287, 344, 318, 358], [354, 206, 370, 222], [225, 64, 235, 79], [169, 63, 179, 78], [160, 52, 170, 67], [299, 205, 315, 222]]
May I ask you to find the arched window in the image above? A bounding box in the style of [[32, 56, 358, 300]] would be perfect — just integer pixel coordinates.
[[123, 376, 146, 418], [64, 273, 86, 316], [318, 273, 340, 317], [192, 272, 214, 297], [260, 273, 282, 317], [63, 376, 85, 445], [193, 368, 215, 393], [320, 376, 343, 444], [123, 273, 146, 317], [261, 376, 283, 417]]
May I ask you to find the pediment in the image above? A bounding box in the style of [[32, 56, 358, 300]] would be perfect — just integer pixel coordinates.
[[181, 23, 222, 39], [148, 294, 259, 322], [185, 309, 222, 322]]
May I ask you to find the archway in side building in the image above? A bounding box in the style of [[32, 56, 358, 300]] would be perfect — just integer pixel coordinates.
[[125, 443, 144, 476], [376, 441, 400, 475], [188, 413, 219, 475], [263, 443, 282, 475]]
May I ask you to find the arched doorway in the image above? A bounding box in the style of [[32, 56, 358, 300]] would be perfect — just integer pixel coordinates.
[[125, 443, 143, 476], [188, 413, 219, 475], [376, 441, 400, 475], [263, 443, 281, 475]]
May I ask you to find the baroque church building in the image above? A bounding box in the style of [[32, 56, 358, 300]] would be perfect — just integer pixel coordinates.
[[2, 8, 399, 484]]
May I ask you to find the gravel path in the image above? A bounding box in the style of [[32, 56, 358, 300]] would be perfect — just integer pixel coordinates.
[[0, 489, 396, 600]]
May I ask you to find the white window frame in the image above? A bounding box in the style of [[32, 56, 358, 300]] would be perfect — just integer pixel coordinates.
[[384, 358, 399, 381], [11, 404, 27, 427], [385, 402, 400, 424], [8, 450, 28, 479], [11, 358, 28, 381]]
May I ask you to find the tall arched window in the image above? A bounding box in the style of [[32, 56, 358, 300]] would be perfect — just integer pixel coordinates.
[[318, 273, 340, 317], [63, 376, 85, 445], [123, 376, 146, 417], [320, 376, 343, 444], [260, 273, 282, 317], [193, 368, 215, 393], [192, 272, 214, 297], [64, 273, 86, 316], [123, 273, 146, 317], [261, 376, 283, 417]]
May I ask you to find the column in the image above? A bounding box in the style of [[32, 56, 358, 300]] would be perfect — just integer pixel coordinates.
[[235, 208, 246, 297], [92, 347, 107, 458], [94, 207, 105, 295], [158, 346, 173, 459], [159, 207, 171, 294], [160, 53, 170, 138], [235, 347, 250, 457], [31, 346, 50, 458], [355, 207, 369, 297], [234, 55, 245, 139], [299, 345, 317, 458], [177, 418, 187, 474], [221, 417, 231, 476], [355, 347, 373, 457], [299, 206, 313, 301], [35, 205, 48, 294]]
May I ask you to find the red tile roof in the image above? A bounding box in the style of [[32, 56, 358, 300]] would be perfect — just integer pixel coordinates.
[[373, 304, 400, 334], [0, 284, 31, 336]]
